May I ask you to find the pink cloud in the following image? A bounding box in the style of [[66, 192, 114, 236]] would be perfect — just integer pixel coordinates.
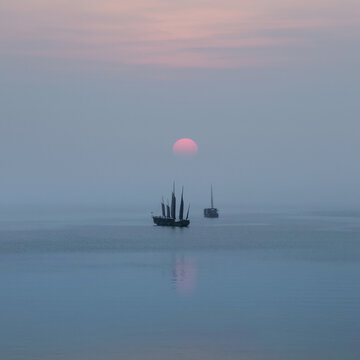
[[1, 0, 359, 69]]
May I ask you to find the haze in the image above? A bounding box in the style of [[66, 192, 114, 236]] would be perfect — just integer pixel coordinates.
[[1, 0, 359, 209]]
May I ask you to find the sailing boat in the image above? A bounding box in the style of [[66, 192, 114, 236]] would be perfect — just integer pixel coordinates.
[[153, 183, 190, 227], [204, 185, 219, 218]]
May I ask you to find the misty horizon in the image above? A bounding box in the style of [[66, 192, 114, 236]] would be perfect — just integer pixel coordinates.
[[1, 0, 359, 208]]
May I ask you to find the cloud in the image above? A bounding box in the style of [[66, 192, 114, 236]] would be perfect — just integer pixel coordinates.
[[1, 0, 359, 69]]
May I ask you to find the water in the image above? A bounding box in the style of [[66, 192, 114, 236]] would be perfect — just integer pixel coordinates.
[[1, 208, 360, 360]]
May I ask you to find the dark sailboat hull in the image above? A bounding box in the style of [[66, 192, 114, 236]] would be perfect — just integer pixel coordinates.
[[204, 208, 219, 218], [153, 216, 190, 227]]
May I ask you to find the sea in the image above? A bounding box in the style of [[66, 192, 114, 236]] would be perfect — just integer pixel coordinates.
[[1, 206, 359, 360]]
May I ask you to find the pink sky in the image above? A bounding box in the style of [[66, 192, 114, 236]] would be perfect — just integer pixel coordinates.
[[1, 0, 359, 68]]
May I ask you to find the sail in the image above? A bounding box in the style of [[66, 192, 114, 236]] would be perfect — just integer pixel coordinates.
[[170, 182, 176, 219], [171, 192, 176, 219], [211, 185, 214, 208], [161, 198, 165, 217], [186, 203, 190, 220], [179, 187, 184, 220], [166, 200, 171, 218]]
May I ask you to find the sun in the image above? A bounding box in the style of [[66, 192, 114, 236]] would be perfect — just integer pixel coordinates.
[[173, 138, 198, 157]]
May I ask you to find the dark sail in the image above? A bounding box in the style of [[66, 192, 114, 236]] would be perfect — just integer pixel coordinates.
[[179, 187, 184, 220], [166, 200, 171, 218], [186, 203, 190, 220], [171, 182, 176, 219], [161, 198, 166, 217], [211, 185, 214, 208], [171, 192, 176, 219]]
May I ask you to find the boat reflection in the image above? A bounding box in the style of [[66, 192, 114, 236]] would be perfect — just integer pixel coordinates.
[[172, 255, 197, 295]]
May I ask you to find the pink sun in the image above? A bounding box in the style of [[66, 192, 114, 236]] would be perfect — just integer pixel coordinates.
[[173, 138, 198, 157]]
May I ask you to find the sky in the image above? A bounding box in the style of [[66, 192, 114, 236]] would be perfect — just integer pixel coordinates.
[[0, 0, 359, 209]]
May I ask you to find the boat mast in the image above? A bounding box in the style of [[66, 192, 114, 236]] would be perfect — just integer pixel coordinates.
[[161, 197, 166, 217], [171, 182, 176, 219], [179, 187, 184, 220], [211, 185, 214, 208]]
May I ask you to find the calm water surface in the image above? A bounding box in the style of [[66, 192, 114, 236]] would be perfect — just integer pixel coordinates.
[[1, 208, 359, 360]]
